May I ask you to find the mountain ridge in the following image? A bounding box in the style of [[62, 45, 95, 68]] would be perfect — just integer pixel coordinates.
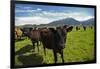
[[48, 17, 94, 26]]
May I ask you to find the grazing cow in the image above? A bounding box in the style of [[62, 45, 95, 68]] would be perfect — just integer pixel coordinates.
[[90, 26, 93, 29], [40, 25, 67, 63], [21, 27, 32, 37], [83, 26, 86, 31], [22, 27, 41, 52], [76, 26, 80, 31], [67, 26, 73, 32], [15, 27, 23, 39], [30, 29, 41, 52]]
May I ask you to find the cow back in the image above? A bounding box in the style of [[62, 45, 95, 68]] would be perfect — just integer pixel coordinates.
[[40, 28, 56, 49]]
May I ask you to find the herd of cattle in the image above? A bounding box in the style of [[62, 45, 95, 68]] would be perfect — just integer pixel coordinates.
[[15, 25, 93, 63]]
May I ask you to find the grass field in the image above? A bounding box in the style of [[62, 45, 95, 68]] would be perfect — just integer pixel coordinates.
[[15, 27, 95, 67]]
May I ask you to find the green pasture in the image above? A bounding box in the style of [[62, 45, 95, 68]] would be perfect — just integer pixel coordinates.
[[15, 27, 95, 67]]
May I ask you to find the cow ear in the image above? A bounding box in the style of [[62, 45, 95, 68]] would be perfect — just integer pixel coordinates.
[[49, 28, 56, 33], [66, 27, 70, 32], [63, 25, 68, 28]]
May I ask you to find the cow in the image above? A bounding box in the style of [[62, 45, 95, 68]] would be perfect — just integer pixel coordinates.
[[76, 26, 80, 31], [29, 29, 41, 52], [40, 25, 68, 63], [67, 26, 73, 32], [22, 27, 41, 52], [21, 27, 32, 38], [83, 26, 86, 31], [90, 26, 93, 29], [15, 27, 23, 40]]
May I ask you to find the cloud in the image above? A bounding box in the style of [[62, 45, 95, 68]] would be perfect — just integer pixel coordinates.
[[15, 8, 43, 14], [15, 10, 94, 25], [16, 5, 32, 10], [72, 16, 94, 21], [23, 6, 32, 9], [15, 16, 53, 26], [41, 11, 94, 21], [37, 8, 42, 11], [15, 10, 36, 13], [42, 11, 68, 17]]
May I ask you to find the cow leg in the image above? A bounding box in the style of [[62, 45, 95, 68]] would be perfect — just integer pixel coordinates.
[[20, 36, 21, 39], [59, 49, 64, 63], [32, 42, 35, 52], [17, 36, 19, 39], [37, 41, 39, 46], [43, 46, 46, 56], [53, 50, 57, 63], [37, 41, 39, 52], [18, 36, 20, 40]]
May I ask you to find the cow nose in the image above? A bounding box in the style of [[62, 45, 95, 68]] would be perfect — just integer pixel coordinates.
[[60, 44, 65, 49]]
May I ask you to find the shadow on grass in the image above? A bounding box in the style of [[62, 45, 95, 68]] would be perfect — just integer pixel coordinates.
[[17, 53, 43, 67], [15, 44, 34, 55], [15, 38, 25, 42]]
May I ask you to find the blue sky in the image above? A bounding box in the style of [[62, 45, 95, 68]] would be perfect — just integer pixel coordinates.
[[15, 4, 94, 26]]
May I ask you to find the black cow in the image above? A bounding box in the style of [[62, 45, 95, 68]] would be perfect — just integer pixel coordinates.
[[90, 26, 93, 29], [83, 26, 86, 31], [67, 26, 73, 32], [76, 26, 80, 31], [22, 27, 32, 37], [40, 25, 67, 63]]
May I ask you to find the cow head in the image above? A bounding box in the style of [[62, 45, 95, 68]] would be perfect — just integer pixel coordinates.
[[55, 25, 67, 49]]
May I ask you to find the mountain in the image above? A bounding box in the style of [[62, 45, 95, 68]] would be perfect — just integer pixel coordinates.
[[48, 18, 94, 26], [49, 18, 80, 26], [81, 18, 94, 25]]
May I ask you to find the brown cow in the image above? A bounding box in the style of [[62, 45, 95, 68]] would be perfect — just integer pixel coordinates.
[[23, 27, 41, 52], [15, 27, 23, 39]]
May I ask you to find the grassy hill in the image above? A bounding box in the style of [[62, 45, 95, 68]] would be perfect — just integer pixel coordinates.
[[15, 26, 95, 67]]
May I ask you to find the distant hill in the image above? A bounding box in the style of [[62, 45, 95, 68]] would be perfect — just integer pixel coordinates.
[[48, 18, 94, 26], [80, 18, 94, 25], [48, 18, 80, 26]]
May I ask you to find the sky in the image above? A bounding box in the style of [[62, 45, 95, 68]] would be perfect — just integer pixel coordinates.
[[15, 4, 94, 26]]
